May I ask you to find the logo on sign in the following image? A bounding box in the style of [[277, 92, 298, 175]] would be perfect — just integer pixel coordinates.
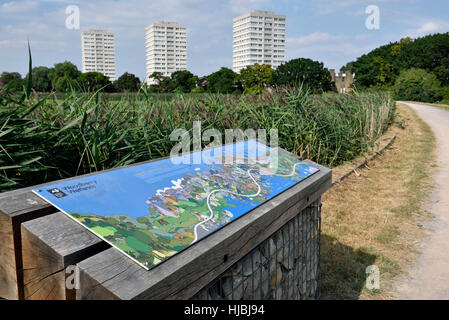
[[47, 188, 67, 198]]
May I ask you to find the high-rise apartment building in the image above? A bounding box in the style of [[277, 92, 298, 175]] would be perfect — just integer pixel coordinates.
[[81, 29, 116, 81], [145, 22, 187, 84], [233, 10, 286, 73]]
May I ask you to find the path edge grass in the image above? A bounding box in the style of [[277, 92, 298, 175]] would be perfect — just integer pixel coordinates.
[[320, 102, 437, 300]]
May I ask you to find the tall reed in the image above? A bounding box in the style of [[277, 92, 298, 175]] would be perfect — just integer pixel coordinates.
[[0, 86, 395, 192]]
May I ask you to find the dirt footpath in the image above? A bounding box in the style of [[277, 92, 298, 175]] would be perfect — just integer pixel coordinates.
[[394, 102, 449, 299]]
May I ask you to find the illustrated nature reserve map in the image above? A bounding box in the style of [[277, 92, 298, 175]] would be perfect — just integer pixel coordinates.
[[33, 141, 319, 270]]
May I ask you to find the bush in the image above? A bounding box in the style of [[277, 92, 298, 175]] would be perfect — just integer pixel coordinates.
[[438, 86, 449, 103], [393, 68, 442, 103]]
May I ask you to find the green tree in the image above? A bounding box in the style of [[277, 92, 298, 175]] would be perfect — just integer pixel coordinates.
[[48, 61, 81, 89], [114, 72, 141, 92], [0, 72, 23, 91], [25, 66, 51, 92], [77, 72, 112, 92], [237, 63, 274, 94], [169, 70, 198, 92], [148, 72, 171, 92], [206, 67, 238, 93], [54, 75, 76, 92], [390, 37, 412, 56], [438, 86, 449, 103], [433, 56, 449, 86], [270, 58, 333, 92], [394, 68, 442, 103], [372, 56, 392, 84], [344, 33, 449, 88], [148, 72, 165, 85]]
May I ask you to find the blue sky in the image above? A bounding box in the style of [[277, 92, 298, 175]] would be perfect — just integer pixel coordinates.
[[1, 0, 448, 80]]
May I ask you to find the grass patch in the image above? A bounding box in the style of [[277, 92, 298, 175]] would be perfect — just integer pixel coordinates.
[[320, 102, 436, 300], [376, 226, 400, 244]]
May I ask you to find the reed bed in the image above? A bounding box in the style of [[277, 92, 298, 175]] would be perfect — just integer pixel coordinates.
[[0, 86, 395, 192]]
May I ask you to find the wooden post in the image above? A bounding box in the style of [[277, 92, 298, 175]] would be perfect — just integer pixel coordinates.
[[0, 191, 57, 300], [0, 155, 161, 299], [76, 161, 331, 300], [21, 213, 110, 300]]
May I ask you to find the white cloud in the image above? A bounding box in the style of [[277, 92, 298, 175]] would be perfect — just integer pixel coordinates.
[[416, 22, 440, 34], [0, 1, 39, 13], [228, 0, 271, 14], [405, 20, 449, 37], [288, 32, 345, 46], [0, 40, 13, 48], [286, 31, 379, 71]]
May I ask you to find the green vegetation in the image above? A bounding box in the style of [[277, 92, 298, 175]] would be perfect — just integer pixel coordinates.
[[344, 32, 449, 103], [206, 67, 240, 93], [148, 57, 333, 94], [1, 54, 334, 95], [148, 70, 200, 93], [0, 84, 395, 191], [77, 72, 112, 92], [321, 103, 436, 299], [114, 72, 141, 92], [48, 61, 81, 90], [271, 58, 334, 93], [1, 60, 141, 94], [168, 70, 199, 92], [25, 66, 51, 92], [0, 72, 23, 92], [394, 68, 442, 103], [237, 63, 274, 94], [438, 86, 449, 105]]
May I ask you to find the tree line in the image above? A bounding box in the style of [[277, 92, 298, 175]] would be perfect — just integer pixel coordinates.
[[0, 62, 141, 93], [344, 32, 449, 103], [0, 57, 334, 94]]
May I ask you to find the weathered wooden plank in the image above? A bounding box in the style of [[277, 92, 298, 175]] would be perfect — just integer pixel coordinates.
[[0, 211, 16, 300], [0, 191, 57, 300], [0, 147, 167, 299], [21, 212, 110, 300], [76, 161, 331, 300]]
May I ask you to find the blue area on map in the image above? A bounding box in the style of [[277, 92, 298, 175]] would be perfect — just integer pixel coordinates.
[[220, 167, 318, 222]]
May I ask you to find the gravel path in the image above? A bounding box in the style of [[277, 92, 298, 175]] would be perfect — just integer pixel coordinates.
[[395, 102, 449, 299]]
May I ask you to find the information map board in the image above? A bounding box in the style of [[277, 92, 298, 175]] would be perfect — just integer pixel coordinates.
[[33, 140, 319, 270]]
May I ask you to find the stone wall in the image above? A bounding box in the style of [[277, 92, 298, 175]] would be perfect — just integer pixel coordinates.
[[192, 198, 321, 300]]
